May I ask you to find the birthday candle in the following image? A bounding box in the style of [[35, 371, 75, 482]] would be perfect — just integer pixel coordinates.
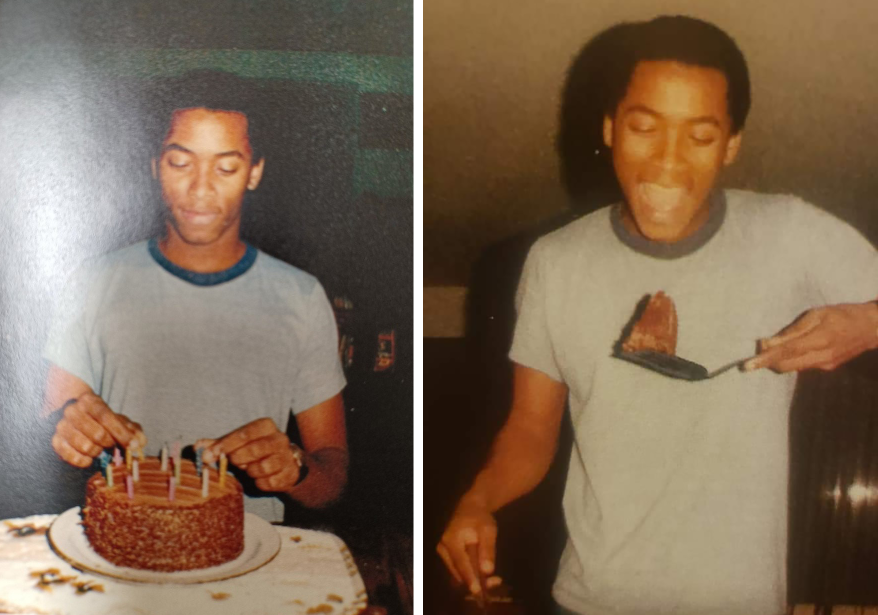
[[125, 446, 132, 471], [172, 440, 181, 466], [107, 466, 114, 488], [219, 453, 228, 488], [160, 444, 168, 472], [201, 466, 209, 498], [98, 451, 110, 471], [174, 456, 182, 485], [113, 447, 122, 467], [168, 475, 175, 501], [126, 475, 134, 499], [133, 459, 140, 482], [138, 446, 145, 462], [195, 447, 203, 476]]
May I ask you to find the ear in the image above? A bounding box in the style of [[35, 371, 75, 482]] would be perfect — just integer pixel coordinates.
[[723, 132, 742, 166], [150, 157, 158, 180], [247, 158, 265, 191], [602, 115, 614, 149]]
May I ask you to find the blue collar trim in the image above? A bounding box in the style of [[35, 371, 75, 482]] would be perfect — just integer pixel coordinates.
[[148, 238, 257, 286]]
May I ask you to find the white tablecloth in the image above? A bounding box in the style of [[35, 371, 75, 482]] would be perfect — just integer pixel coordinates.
[[0, 514, 368, 615]]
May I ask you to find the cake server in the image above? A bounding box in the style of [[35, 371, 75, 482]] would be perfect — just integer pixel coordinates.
[[614, 349, 749, 381]]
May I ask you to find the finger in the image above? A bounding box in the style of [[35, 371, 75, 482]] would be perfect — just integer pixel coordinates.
[[56, 420, 103, 458], [485, 575, 504, 589], [436, 543, 463, 585], [64, 405, 114, 448], [228, 433, 289, 468], [211, 418, 279, 457], [52, 434, 93, 468], [195, 439, 218, 464], [772, 348, 838, 373], [744, 332, 829, 372], [119, 417, 148, 449], [477, 524, 497, 575], [245, 453, 288, 478], [81, 397, 136, 446], [254, 465, 299, 492], [447, 531, 479, 594], [760, 312, 821, 350]]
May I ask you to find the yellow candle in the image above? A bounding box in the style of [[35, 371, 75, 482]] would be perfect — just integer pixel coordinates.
[[125, 447, 132, 471], [106, 466, 114, 488], [174, 457, 182, 485], [219, 453, 227, 488], [138, 447, 145, 462]]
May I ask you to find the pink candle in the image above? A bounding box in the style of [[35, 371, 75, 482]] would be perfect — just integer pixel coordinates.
[[172, 441, 181, 465], [126, 475, 134, 499], [113, 447, 122, 467], [168, 475, 176, 501]]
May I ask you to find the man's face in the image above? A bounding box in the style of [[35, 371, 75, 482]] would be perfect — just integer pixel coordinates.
[[152, 108, 264, 247], [603, 60, 742, 243]]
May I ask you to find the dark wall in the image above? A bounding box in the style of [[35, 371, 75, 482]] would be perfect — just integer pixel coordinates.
[[0, 0, 412, 532]]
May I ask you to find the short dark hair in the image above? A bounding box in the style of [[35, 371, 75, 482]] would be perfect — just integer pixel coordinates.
[[151, 70, 265, 161], [604, 15, 751, 134]]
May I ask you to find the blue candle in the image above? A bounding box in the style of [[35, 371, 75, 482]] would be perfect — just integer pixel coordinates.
[[195, 447, 204, 476]]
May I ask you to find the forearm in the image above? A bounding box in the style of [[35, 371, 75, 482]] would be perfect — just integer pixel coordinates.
[[285, 446, 349, 508], [461, 417, 560, 514]]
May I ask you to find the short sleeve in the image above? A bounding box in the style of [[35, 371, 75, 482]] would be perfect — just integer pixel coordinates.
[[508, 241, 563, 382], [289, 281, 347, 414], [42, 265, 98, 390], [790, 200, 878, 305]]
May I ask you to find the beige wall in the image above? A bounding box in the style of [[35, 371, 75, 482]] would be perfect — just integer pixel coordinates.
[[425, 1, 878, 292]]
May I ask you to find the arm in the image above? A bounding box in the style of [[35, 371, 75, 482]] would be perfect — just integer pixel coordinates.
[[743, 301, 878, 373], [205, 392, 348, 509], [43, 364, 145, 467], [437, 363, 568, 595]]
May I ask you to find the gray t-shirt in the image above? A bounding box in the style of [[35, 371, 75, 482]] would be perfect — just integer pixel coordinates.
[[510, 190, 878, 615], [44, 239, 346, 522]]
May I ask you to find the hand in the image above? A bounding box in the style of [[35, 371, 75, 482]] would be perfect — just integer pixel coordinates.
[[51, 392, 146, 468], [201, 418, 303, 493], [743, 302, 878, 373], [436, 497, 503, 596]]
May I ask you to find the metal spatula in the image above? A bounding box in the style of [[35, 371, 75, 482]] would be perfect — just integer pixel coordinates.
[[614, 349, 748, 381]]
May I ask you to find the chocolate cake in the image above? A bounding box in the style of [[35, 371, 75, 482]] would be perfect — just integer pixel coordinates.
[[621, 291, 678, 355], [82, 457, 244, 572]]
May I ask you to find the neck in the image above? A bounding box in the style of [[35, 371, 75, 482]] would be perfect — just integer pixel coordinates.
[[620, 201, 710, 244], [159, 227, 246, 273]]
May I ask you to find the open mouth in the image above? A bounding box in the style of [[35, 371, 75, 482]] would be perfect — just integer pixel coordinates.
[[638, 183, 687, 214]]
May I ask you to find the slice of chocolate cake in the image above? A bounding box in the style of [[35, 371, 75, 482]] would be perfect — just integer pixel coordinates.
[[621, 291, 678, 355]]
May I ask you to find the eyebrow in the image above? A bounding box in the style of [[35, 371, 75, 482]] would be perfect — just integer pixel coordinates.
[[623, 105, 722, 127], [162, 143, 246, 159]]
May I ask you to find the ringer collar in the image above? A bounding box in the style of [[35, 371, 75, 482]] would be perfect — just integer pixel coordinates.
[[611, 190, 726, 259], [148, 238, 257, 286]]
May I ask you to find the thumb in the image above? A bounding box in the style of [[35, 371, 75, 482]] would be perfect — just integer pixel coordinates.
[[760, 312, 821, 350]]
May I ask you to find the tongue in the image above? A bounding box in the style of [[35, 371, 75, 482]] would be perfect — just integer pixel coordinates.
[[641, 184, 685, 210]]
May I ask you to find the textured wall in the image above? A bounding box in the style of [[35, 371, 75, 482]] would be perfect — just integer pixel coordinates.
[[425, 0, 878, 286]]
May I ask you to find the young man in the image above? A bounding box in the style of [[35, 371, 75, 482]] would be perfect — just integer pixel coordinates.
[[42, 76, 348, 522], [438, 16, 878, 615]]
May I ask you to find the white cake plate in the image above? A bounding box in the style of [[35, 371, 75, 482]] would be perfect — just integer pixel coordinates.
[[48, 507, 281, 584]]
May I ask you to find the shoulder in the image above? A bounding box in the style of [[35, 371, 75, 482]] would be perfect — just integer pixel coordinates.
[[66, 241, 152, 290], [251, 249, 327, 302], [724, 188, 856, 235], [529, 206, 614, 263]]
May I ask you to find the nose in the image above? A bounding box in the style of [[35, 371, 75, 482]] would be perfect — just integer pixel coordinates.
[[653, 128, 685, 171], [188, 163, 215, 199]]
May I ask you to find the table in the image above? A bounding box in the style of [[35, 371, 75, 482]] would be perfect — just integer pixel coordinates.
[[0, 514, 368, 615]]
